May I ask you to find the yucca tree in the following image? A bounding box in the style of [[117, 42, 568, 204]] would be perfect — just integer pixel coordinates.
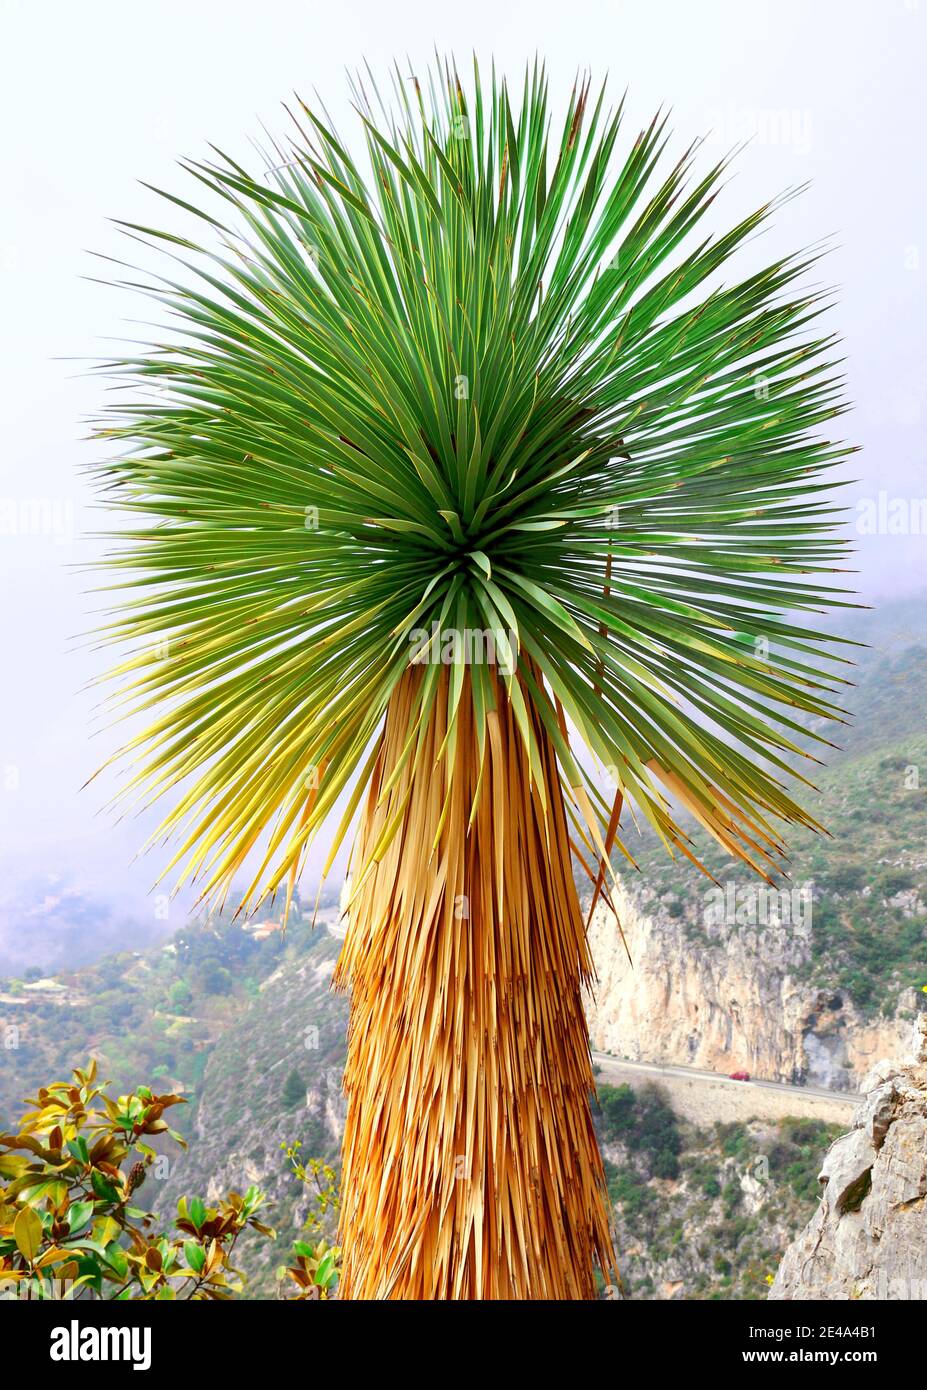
[[90, 59, 853, 1300]]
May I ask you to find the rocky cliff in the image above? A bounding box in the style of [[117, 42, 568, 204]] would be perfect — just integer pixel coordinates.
[[584, 631, 927, 1093], [584, 886, 916, 1090], [770, 1016, 927, 1299]]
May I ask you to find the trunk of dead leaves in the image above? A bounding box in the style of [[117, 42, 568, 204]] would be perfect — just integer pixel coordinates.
[[333, 667, 617, 1299]]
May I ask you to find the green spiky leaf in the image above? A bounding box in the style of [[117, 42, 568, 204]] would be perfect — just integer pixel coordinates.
[[90, 58, 854, 912]]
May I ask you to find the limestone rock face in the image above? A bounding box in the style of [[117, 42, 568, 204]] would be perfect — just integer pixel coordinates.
[[583, 885, 916, 1090], [769, 1017, 927, 1299]]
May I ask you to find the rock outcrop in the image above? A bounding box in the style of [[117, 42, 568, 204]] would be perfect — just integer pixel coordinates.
[[769, 1016, 927, 1299], [583, 885, 917, 1090]]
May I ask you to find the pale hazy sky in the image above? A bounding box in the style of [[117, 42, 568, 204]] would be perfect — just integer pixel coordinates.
[[1, 0, 924, 935]]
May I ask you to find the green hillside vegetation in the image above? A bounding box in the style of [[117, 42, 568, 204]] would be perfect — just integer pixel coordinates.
[[617, 643, 927, 1016], [597, 1083, 841, 1300], [0, 900, 344, 1130], [146, 928, 347, 1297]]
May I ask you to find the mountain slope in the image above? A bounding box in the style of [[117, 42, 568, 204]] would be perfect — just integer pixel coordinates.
[[585, 622, 927, 1089], [3, 596, 925, 1297], [149, 928, 348, 1299]]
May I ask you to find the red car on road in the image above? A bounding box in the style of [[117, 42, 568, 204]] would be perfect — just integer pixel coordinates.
[[728, 1070, 751, 1082]]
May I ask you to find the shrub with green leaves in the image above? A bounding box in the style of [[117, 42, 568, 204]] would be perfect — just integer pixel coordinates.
[[279, 1141, 341, 1300], [0, 1061, 275, 1300]]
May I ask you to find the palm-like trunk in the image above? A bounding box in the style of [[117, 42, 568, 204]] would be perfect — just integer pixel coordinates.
[[334, 667, 616, 1298]]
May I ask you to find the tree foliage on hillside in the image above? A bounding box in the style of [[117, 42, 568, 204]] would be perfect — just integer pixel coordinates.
[[596, 1082, 682, 1180]]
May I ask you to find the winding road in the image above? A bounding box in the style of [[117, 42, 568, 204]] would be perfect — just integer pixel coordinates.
[[591, 1050, 860, 1102], [591, 1050, 860, 1125]]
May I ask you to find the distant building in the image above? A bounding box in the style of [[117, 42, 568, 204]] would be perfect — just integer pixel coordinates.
[[243, 920, 283, 942]]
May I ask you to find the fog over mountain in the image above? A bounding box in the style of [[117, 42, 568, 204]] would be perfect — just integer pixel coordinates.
[[1, 593, 923, 974]]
